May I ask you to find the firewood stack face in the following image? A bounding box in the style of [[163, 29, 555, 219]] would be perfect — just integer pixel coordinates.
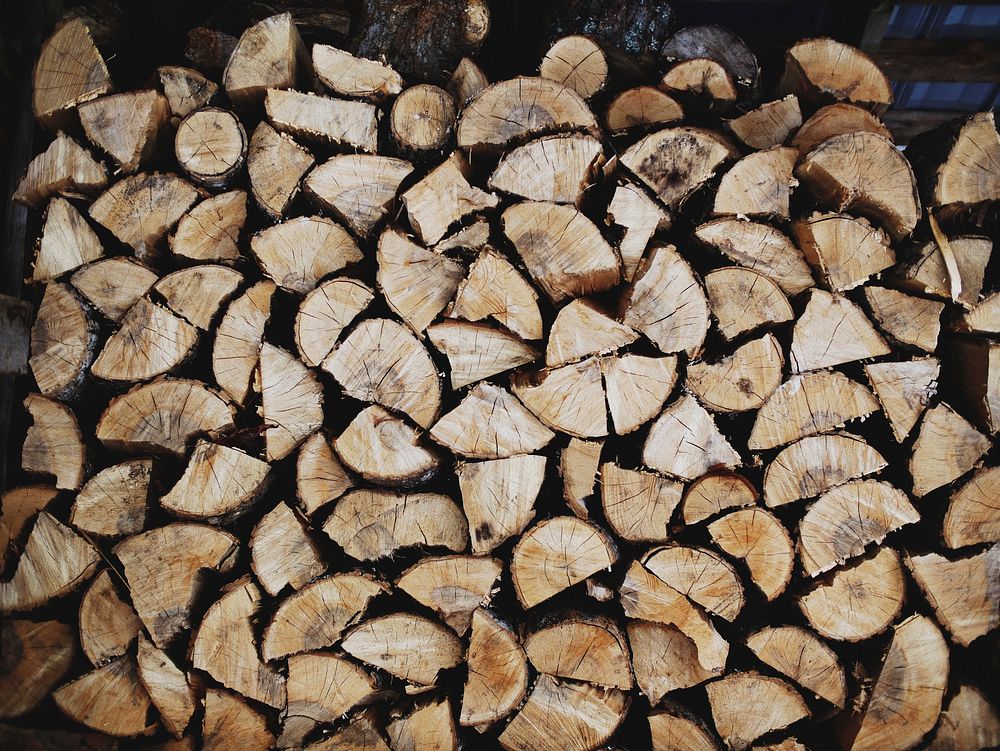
[[4, 12, 1000, 751]]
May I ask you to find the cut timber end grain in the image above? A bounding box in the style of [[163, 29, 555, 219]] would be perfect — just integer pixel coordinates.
[[170, 190, 246, 263], [540, 36, 608, 99], [266, 89, 378, 152], [323, 317, 442, 429], [305, 155, 413, 237], [548, 298, 636, 367], [71, 257, 157, 322], [864, 286, 943, 353], [457, 454, 545, 553], [960, 290, 1000, 334], [619, 560, 729, 674], [0, 619, 75, 719], [780, 37, 892, 113], [32, 18, 111, 129], [620, 126, 737, 210], [251, 215, 362, 294], [600, 463, 682, 543], [712, 146, 797, 220], [450, 249, 543, 340], [708, 508, 794, 601], [0, 485, 58, 574], [621, 244, 709, 357], [746, 626, 846, 708], [295, 277, 373, 367], [115, 523, 237, 647], [314, 712, 389, 751], [602, 353, 677, 434], [89, 172, 198, 260], [261, 573, 386, 661], [259, 343, 323, 462], [29, 282, 97, 399], [324, 489, 468, 561], [174, 108, 247, 188], [895, 235, 991, 309], [798, 479, 918, 576], [511, 357, 608, 438], [457, 76, 598, 152], [402, 154, 497, 245], [910, 402, 990, 497], [643, 545, 744, 621], [136, 635, 196, 739], [725, 95, 802, 151], [907, 111, 1000, 213], [648, 708, 720, 751], [191, 578, 286, 708], [906, 548, 999, 647], [799, 547, 904, 641], [608, 182, 671, 282], [849, 615, 947, 751], [203, 688, 274, 751], [52, 656, 154, 737], [397, 555, 501, 634], [498, 674, 628, 751], [628, 621, 713, 702], [490, 134, 602, 205], [449, 57, 490, 107], [764, 433, 887, 508], [928, 684, 1000, 751], [790, 289, 889, 373], [431, 382, 554, 459], [223, 13, 308, 110], [428, 319, 538, 388], [158, 65, 218, 119], [796, 132, 919, 241], [33, 196, 103, 282], [511, 516, 616, 608], [390, 84, 456, 153], [706, 672, 809, 749], [865, 358, 939, 442], [0, 512, 98, 612], [376, 227, 465, 332], [695, 219, 814, 295], [525, 614, 632, 690], [792, 212, 895, 291], [280, 653, 378, 749], [790, 103, 893, 157], [154, 265, 243, 331], [213, 281, 275, 405], [683, 471, 758, 525], [705, 266, 793, 342], [247, 121, 314, 220], [661, 58, 737, 113], [389, 699, 458, 751], [643, 394, 740, 480], [944, 467, 1000, 549], [299, 455, 366, 526], [22, 393, 85, 490], [13, 132, 107, 209], [91, 297, 198, 382], [461, 609, 528, 726], [161, 440, 269, 521], [313, 44, 403, 102], [79, 90, 168, 174], [748, 371, 879, 450], [561, 437, 603, 515], [605, 86, 683, 133], [662, 24, 761, 93], [687, 333, 784, 413], [336, 405, 440, 488], [342, 612, 463, 685], [79, 570, 141, 665]]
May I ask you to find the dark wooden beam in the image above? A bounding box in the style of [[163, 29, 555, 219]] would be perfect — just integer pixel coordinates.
[[872, 39, 1000, 82]]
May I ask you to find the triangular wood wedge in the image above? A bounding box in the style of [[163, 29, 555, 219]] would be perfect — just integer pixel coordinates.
[[643, 544, 744, 622], [683, 472, 758, 524], [864, 286, 943, 353], [792, 212, 894, 291], [461, 609, 528, 727], [628, 621, 712, 702], [250, 501, 325, 596], [746, 625, 846, 708], [864, 358, 939, 442], [525, 614, 632, 689], [295, 277, 372, 367], [606, 86, 684, 133], [223, 13, 308, 109], [22, 393, 85, 489], [547, 299, 636, 367], [602, 353, 677, 435], [706, 671, 809, 749], [712, 145, 797, 219], [13, 132, 107, 208], [336, 405, 440, 488], [928, 683, 1000, 751], [489, 134, 603, 204], [402, 153, 498, 245], [643, 394, 741, 480], [294, 433, 352, 516], [397, 555, 501, 634], [780, 37, 892, 112], [312, 44, 403, 101], [704, 266, 793, 342], [161, 440, 269, 521], [910, 402, 990, 497], [790, 289, 889, 372], [259, 343, 323, 462], [91, 297, 198, 382], [0, 619, 75, 718], [33, 197, 103, 282], [52, 656, 155, 737], [512, 357, 608, 438], [696, 219, 814, 294], [0, 485, 59, 574], [944, 467, 1000, 549], [213, 281, 275, 405], [251, 216, 361, 294], [247, 121, 314, 220], [725, 94, 801, 150], [457, 454, 546, 553], [79, 570, 141, 665], [709, 508, 795, 601], [687, 333, 784, 412], [342, 612, 463, 685], [906, 548, 999, 647], [32, 18, 111, 129], [607, 181, 671, 282], [600, 462, 683, 543], [791, 102, 893, 157], [203, 688, 274, 751], [29, 282, 96, 399], [157, 65, 217, 119], [450, 249, 542, 341], [764, 433, 887, 507], [429, 320, 538, 388], [79, 90, 168, 173], [72, 256, 157, 322], [136, 635, 196, 739], [305, 154, 412, 237], [895, 235, 991, 309]]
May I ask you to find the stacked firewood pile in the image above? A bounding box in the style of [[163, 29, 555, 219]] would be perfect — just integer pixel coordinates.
[[1, 7, 999, 751]]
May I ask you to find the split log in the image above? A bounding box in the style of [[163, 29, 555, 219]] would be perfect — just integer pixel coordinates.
[[895, 235, 991, 309], [449, 248, 543, 340], [397, 555, 501, 634], [13, 133, 108, 209], [259, 343, 324, 461], [628, 620, 712, 702], [906, 548, 999, 647], [686, 333, 784, 413], [313, 44, 403, 102], [602, 353, 677, 434], [449, 57, 489, 107], [71, 256, 157, 322], [705, 671, 809, 750], [247, 121, 314, 220], [490, 134, 603, 205], [428, 319, 538, 388], [695, 219, 814, 295], [29, 282, 96, 399], [78, 569, 141, 664], [648, 706, 720, 751], [212, 281, 275, 405], [136, 635, 196, 739], [387, 698, 459, 751], [944, 467, 1000, 549], [683, 472, 758, 525], [661, 24, 760, 98], [312, 712, 388, 751], [540, 36, 608, 99], [174, 108, 247, 188], [22, 394, 85, 490], [251, 215, 361, 294], [561, 437, 603, 516], [511, 357, 608, 438], [790, 103, 892, 157], [324, 489, 468, 561], [295, 277, 373, 367], [791, 212, 895, 291], [928, 684, 1000, 751], [864, 358, 940, 442], [661, 59, 736, 114], [342, 612, 463, 685], [525, 614, 632, 689], [391, 84, 456, 153], [607, 182, 671, 281], [32, 197, 103, 282], [703, 266, 793, 342], [305, 155, 412, 237], [605, 87, 683, 133], [708, 508, 794, 601], [461, 608, 528, 726], [959, 290, 1000, 334], [52, 656, 155, 737], [712, 146, 797, 220], [457, 454, 546, 553], [0, 485, 59, 574], [203, 688, 274, 751], [223, 13, 309, 110], [799, 547, 905, 641], [864, 286, 943, 352], [909, 402, 991, 497], [79, 91, 168, 174], [779, 38, 892, 114], [32, 19, 111, 129], [158, 66, 218, 120], [153, 265, 243, 330], [402, 154, 497, 245], [600, 462, 682, 543], [161, 440, 269, 521], [335, 405, 440, 487], [643, 394, 741, 480], [746, 626, 846, 707], [266, 89, 378, 152], [643, 545, 743, 621], [0, 619, 75, 718], [295, 432, 352, 516], [725, 95, 802, 150], [789, 289, 889, 373]]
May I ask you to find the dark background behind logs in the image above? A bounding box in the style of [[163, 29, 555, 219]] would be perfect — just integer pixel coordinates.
[[0, 1, 998, 750]]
